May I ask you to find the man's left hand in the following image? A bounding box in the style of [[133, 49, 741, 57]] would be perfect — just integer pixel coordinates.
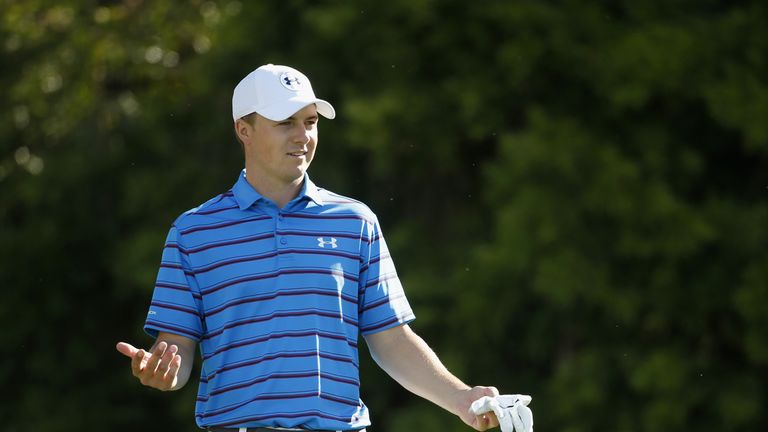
[[455, 386, 500, 431]]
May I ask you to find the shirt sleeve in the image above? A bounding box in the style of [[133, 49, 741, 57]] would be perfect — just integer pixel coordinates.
[[358, 217, 415, 335], [144, 225, 204, 341]]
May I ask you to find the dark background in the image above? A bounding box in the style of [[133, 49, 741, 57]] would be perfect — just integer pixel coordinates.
[[2, 1, 767, 431]]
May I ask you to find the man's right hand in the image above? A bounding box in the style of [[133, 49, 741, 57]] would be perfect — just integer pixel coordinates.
[[116, 340, 183, 391]]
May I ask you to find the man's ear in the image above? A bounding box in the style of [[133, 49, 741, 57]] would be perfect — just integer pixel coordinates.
[[234, 119, 248, 142]]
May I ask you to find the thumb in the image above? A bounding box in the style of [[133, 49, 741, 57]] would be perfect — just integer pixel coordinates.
[[116, 342, 139, 358]]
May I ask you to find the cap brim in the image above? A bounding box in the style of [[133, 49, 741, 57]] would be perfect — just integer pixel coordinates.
[[257, 97, 336, 121]]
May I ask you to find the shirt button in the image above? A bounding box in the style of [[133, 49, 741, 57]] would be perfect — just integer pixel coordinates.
[[279, 237, 288, 245]]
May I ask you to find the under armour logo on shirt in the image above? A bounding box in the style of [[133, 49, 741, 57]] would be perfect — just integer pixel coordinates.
[[317, 237, 337, 248]]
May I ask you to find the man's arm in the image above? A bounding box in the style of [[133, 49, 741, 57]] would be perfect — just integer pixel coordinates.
[[116, 332, 197, 391], [364, 324, 500, 431]]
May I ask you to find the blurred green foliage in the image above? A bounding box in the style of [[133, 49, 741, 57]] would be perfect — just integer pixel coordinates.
[[1, 0, 766, 431]]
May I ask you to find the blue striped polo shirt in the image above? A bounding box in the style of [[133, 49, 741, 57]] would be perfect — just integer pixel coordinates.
[[144, 170, 415, 430]]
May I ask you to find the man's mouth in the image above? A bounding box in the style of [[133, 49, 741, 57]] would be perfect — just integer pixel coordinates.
[[287, 151, 307, 157]]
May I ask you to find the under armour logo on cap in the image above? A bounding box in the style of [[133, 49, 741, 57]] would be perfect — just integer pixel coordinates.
[[280, 72, 303, 91]]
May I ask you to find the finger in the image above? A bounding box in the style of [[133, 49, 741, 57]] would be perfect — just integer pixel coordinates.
[[164, 354, 182, 383], [156, 344, 179, 374], [486, 386, 500, 397], [474, 413, 493, 431], [116, 342, 138, 358], [480, 411, 499, 429], [130, 349, 147, 376], [479, 414, 489, 431], [145, 341, 168, 374], [486, 412, 500, 429]]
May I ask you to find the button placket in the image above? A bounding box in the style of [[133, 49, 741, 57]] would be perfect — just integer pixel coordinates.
[[276, 211, 289, 250]]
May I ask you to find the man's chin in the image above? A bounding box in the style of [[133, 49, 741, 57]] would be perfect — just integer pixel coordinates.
[[282, 169, 307, 185]]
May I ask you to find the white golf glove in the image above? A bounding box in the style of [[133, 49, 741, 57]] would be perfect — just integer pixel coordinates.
[[470, 394, 533, 432]]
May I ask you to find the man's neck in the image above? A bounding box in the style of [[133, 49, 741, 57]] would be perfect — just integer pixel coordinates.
[[245, 171, 304, 209]]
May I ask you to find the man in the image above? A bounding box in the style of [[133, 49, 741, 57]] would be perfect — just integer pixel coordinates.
[[117, 64, 500, 432]]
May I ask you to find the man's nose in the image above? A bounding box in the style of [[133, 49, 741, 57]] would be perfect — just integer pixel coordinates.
[[291, 124, 311, 144]]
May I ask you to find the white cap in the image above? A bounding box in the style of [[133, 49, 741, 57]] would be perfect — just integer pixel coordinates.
[[232, 64, 336, 122]]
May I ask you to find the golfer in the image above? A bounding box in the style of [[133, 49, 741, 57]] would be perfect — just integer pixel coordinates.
[[117, 64, 500, 432]]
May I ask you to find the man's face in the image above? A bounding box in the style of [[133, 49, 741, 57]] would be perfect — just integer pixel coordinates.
[[237, 104, 319, 186]]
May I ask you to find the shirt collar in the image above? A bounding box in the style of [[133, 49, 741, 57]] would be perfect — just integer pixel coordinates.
[[302, 175, 325, 206], [232, 170, 324, 210], [232, 170, 262, 210]]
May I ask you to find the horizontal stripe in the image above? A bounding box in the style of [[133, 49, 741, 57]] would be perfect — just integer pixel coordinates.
[[204, 310, 359, 341], [355, 234, 381, 245], [193, 251, 278, 275], [198, 407, 357, 425], [276, 230, 363, 241], [207, 190, 234, 207], [206, 289, 357, 318], [210, 372, 316, 397], [210, 371, 359, 398], [158, 265, 197, 277], [323, 190, 366, 205], [204, 351, 316, 383], [163, 242, 188, 256], [205, 350, 358, 382], [201, 268, 359, 296], [360, 316, 405, 333], [368, 253, 389, 266], [155, 281, 202, 300], [203, 330, 356, 361], [277, 248, 361, 262], [181, 215, 272, 235], [280, 268, 358, 281], [182, 232, 274, 254], [145, 320, 201, 339], [359, 253, 391, 274], [201, 390, 363, 409], [192, 248, 360, 277], [151, 300, 200, 317], [193, 204, 239, 216], [198, 391, 320, 417], [285, 213, 372, 224], [155, 280, 192, 292], [359, 296, 389, 313], [196, 191, 233, 210], [365, 272, 399, 288], [196, 388, 361, 406], [320, 392, 361, 406]]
